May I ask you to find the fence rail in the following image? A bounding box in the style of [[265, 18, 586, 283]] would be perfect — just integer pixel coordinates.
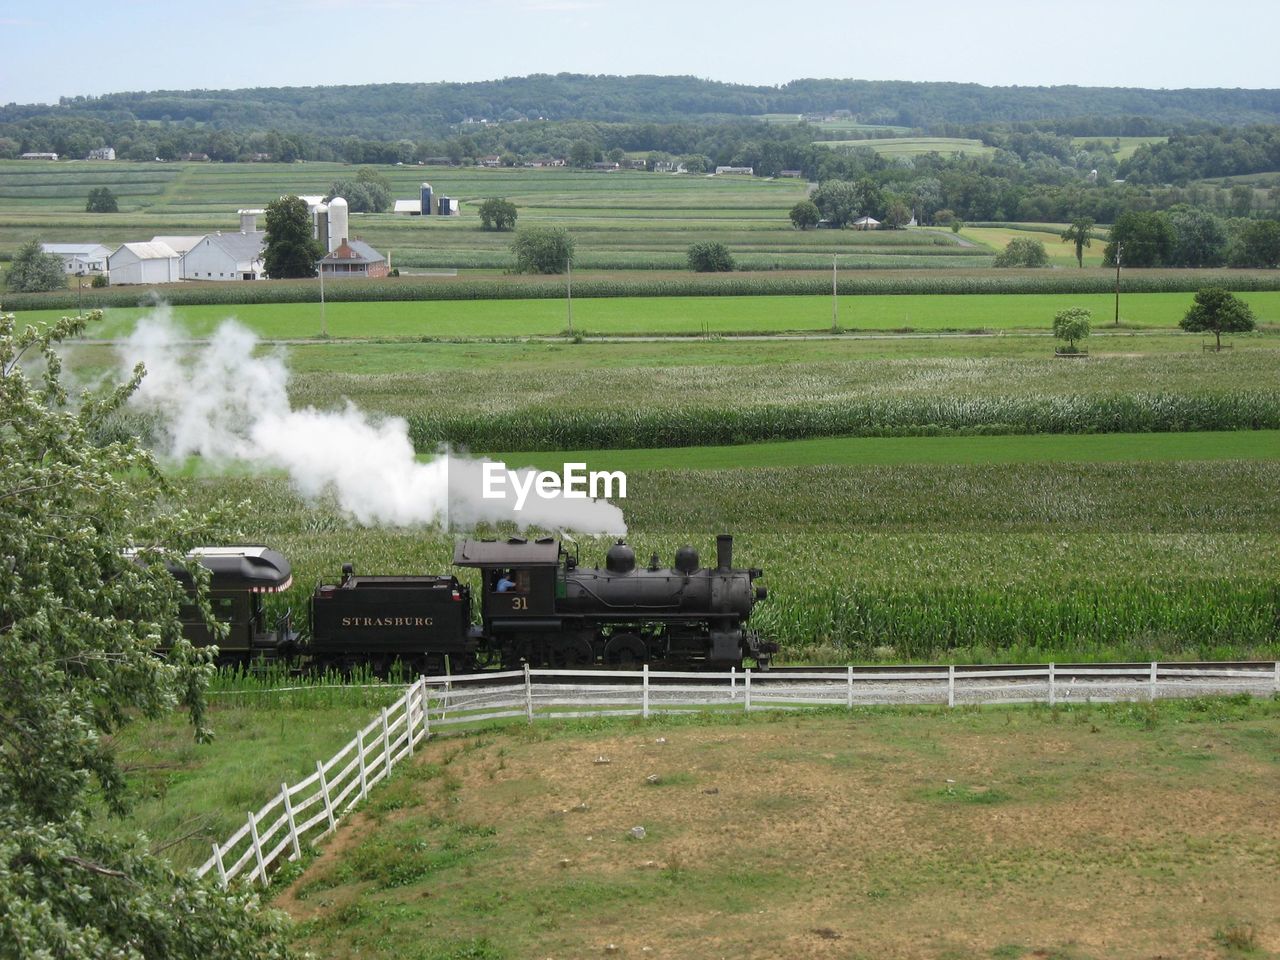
[[197, 660, 1280, 888]]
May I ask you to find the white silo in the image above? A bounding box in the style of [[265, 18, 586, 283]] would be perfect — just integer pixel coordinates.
[[327, 196, 349, 252], [312, 202, 329, 251]]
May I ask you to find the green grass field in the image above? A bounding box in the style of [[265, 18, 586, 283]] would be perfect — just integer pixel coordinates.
[[1071, 135, 1168, 162], [493, 429, 1280, 472], [29, 289, 1280, 338], [819, 137, 995, 158], [959, 225, 1109, 268]]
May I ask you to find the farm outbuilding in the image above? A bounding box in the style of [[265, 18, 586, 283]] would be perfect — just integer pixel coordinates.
[[393, 199, 423, 215], [180, 231, 266, 281], [42, 243, 112, 275], [108, 241, 180, 285], [854, 216, 881, 230]]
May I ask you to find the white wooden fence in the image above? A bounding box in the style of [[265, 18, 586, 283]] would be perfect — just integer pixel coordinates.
[[197, 660, 1280, 888]]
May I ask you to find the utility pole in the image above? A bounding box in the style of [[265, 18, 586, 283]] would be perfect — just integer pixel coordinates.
[[319, 261, 327, 337], [831, 255, 838, 331], [566, 257, 573, 338], [1113, 242, 1122, 327]]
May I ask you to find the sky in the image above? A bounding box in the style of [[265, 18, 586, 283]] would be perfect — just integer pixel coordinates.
[[2, 0, 1278, 104]]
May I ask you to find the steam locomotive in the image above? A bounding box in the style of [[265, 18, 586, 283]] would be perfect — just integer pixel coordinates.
[[176, 534, 774, 671]]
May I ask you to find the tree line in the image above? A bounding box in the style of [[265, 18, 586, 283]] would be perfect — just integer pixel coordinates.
[[9, 75, 1280, 138]]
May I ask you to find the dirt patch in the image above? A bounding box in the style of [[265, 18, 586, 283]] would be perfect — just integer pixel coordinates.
[[280, 709, 1280, 960]]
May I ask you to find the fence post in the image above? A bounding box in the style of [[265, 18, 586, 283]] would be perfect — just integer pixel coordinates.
[[247, 810, 267, 888], [642, 663, 650, 720], [421, 680, 431, 740], [212, 842, 228, 889], [281, 783, 301, 861], [356, 727, 368, 799], [947, 664, 956, 708], [1273, 661, 1279, 694], [524, 662, 534, 723], [1149, 661, 1158, 702], [744, 668, 752, 713], [1048, 662, 1056, 707], [846, 665, 853, 710], [730, 666, 736, 700], [316, 759, 336, 833], [381, 707, 392, 776], [405, 680, 417, 756]]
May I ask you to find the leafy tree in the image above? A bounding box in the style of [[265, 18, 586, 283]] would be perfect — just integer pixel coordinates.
[[1104, 211, 1174, 267], [263, 195, 323, 279], [511, 225, 575, 274], [6, 238, 67, 293], [882, 201, 912, 230], [681, 154, 711, 174], [478, 197, 518, 231], [1053, 306, 1092, 353], [0, 309, 294, 960], [328, 166, 391, 213], [933, 208, 957, 226], [1179, 287, 1257, 350], [1229, 183, 1254, 218], [569, 140, 597, 168], [1167, 207, 1227, 267], [789, 199, 820, 230], [1227, 219, 1280, 267], [85, 187, 119, 213], [687, 241, 735, 272], [993, 237, 1050, 268], [1060, 216, 1094, 268], [606, 147, 626, 164], [851, 178, 885, 220], [812, 180, 859, 228]]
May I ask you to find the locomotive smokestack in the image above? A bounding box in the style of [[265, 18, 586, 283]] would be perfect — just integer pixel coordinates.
[[716, 534, 733, 571]]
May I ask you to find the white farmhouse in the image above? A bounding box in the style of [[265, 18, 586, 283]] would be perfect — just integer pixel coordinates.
[[108, 241, 181, 285], [41, 243, 112, 275], [180, 231, 266, 281]]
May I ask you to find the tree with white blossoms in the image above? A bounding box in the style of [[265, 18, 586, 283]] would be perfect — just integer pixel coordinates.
[[0, 309, 294, 960]]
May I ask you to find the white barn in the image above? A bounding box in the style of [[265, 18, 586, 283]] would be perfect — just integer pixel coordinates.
[[180, 231, 266, 281], [42, 243, 112, 275], [108, 241, 180, 285]]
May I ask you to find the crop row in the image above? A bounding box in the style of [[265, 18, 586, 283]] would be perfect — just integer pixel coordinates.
[[402, 392, 1280, 450], [9, 270, 1280, 311]]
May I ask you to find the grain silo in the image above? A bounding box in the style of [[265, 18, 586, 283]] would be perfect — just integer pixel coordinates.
[[313, 202, 330, 251], [437, 196, 451, 216], [420, 182, 433, 216], [328, 196, 349, 251]]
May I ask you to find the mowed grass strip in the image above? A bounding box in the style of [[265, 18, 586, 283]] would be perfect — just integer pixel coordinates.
[[491, 429, 1280, 472], [279, 701, 1280, 960], [35, 289, 1280, 338]]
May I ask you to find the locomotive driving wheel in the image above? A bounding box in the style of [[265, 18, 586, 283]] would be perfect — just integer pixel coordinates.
[[603, 632, 647, 668], [549, 635, 594, 668]]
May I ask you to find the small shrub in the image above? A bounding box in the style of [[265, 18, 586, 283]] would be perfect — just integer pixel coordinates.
[[1053, 307, 1092, 353], [1213, 921, 1258, 952], [687, 241, 734, 272], [994, 237, 1050, 268]]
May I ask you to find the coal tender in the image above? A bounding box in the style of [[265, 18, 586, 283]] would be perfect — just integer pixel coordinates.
[[453, 533, 774, 668]]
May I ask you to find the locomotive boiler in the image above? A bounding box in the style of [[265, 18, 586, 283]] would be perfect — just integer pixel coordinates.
[[454, 533, 774, 668]]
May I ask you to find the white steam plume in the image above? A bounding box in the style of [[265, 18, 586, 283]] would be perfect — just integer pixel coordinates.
[[121, 310, 626, 534]]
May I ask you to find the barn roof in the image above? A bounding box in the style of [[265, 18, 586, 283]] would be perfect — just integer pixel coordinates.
[[114, 241, 179, 260]]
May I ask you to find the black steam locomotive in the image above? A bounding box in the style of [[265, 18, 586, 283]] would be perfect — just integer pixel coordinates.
[[175, 534, 773, 671]]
